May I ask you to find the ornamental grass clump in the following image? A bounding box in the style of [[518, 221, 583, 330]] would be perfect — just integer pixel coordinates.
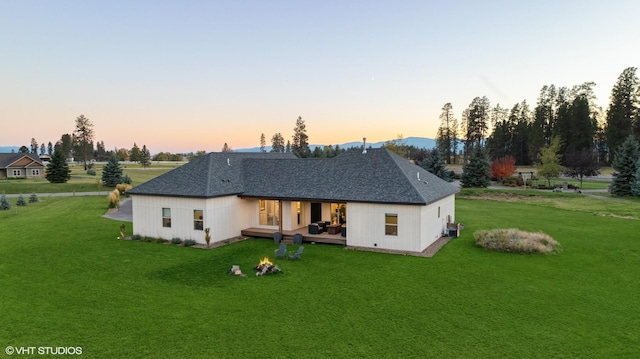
[[108, 189, 120, 208], [474, 228, 561, 254]]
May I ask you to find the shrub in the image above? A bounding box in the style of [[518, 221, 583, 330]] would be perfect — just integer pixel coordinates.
[[0, 193, 11, 210], [184, 239, 196, 247], [108, 189, 120, 208], [170, 237, 183, 245], [131, 234, 142, 241], [474, 228, 561, 254], [29, 193, 39, 203], [154, 237, 167, 244], [87, 169, 96, 176], [16, 194, 27, 206], [116, 183, 132, 195]]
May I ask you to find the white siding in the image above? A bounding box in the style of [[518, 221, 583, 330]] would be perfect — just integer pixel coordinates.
[[347, 194, 456, 253], [131, 195, 258, 244]]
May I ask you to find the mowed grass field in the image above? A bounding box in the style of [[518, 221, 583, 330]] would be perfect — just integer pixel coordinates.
[[1, 193, 639, 358]]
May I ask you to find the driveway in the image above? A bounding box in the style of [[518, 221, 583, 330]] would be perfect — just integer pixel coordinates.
[[102, 197, 133, 222]]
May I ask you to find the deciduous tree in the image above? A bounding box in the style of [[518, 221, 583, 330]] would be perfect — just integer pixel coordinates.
[[535, 137, 564, 187], [490, 156, 516, 181], [564, 148, 601, 189]]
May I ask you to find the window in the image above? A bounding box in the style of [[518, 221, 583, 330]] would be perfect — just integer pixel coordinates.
[[194, 210, 203, 230], [31, 169, 40, 176], [385, 213, 398, 236], [259, 200, 279, 226], [331, 202, 347, 225], [162, 208, 171, 228], [12, 169, 21, 176]]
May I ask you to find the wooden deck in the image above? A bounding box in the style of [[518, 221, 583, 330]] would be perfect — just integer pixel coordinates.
[[241, 227, 346, 245]]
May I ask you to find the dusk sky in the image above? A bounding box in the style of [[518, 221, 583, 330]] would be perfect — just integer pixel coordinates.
[[2, 1, 639, 153]]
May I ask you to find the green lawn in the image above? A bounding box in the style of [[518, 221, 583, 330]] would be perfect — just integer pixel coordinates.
[[0, 164, 177, 194], [1, 195, 639, 358]]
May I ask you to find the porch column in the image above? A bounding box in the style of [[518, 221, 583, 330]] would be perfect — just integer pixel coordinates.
[[278, 199, 283, 233]]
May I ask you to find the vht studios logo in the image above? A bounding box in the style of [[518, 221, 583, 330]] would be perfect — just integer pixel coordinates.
[[5, 346, 83, 355]]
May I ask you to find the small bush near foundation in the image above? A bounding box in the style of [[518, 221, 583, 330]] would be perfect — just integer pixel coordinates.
[[170, 237, 182, 245], [131, 234, 142, 241], [184, 239, 196, 247], [474, 228, 561, 254], [154, 237, 167, 244]]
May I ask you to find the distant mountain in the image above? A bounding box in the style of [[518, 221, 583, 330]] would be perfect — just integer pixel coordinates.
[[235, 136, 436, 153], [0, 146, 20, 153]]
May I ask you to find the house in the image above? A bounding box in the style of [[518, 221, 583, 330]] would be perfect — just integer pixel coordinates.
[[128, 148, 459, 253], [0, 153, 45, 179]]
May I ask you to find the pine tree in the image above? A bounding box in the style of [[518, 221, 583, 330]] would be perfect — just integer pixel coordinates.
[[631, 160, 640, 197], [436, 103, 458, 164], [260, 133, 266, 153], [421, 149, 452, 182], [292, 116, 310, 158], [45, 147, 71, 183], [271, 133, 284, 152], [130, 143, 142, 162], [461, 146, 491, 188], [0, 193, 11, 210], [102, 154, 123, 187], [16, 194, 26, 206], [73, 114, 95, 170], [140, 145, 151, 168], [606, 67, 639, 160], [609, 136, 640, 196], [29, 193, 39, 203]]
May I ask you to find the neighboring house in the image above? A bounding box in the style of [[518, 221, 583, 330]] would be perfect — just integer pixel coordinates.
[[0, 153, 45, 179], [128, 148, 459, 253]]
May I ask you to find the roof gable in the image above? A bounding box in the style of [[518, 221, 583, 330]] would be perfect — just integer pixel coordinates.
[[0, 153, 43, 168]]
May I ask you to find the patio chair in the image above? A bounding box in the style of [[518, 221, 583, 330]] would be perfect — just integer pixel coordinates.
[[273, 231, 283, 243], [288, 246, 304, 260], [293, 233, 303, 245], [274, 243, 287, 258]]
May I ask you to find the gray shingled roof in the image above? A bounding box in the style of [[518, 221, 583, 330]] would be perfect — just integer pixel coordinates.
[[129, 148, 459, 205], [0, 153, 43, 168], [127, 152, 296, 198]]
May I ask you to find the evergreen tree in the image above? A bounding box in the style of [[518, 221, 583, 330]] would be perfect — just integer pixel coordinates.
[[609, 136, 640, 196], [631, 161, 640, 197], [292, 116, 310, 158], [47, 141, 53, 155], [436, 103, 458, 164], [606, 67, 639, 160], [130, 143, 142, 162], [30, 138, 38, 153], [29, 193, 39, 203], [461, 145, 491, 188], [58, 134, 73, 159], [462, 96, 490, 164], [535, 137, 564, 187], [271, 133, 284, 152], [73, 114, 95, 170], [16, 194, 26, 206], [0, 193, 10, 210], [102, 154, 123, 187], [39, 143, 46, 155], [45, 147, 71, 183], [140, 145, 151, 168], [421, 149, 452, 182], [221, 143, 232, 152], [260, 133, 266, 153]]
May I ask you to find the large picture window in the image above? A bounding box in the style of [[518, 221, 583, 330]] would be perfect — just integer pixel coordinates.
[[385, 213, 398, 236], [162, 208, 171, 228], [259, 200, 279, 226], [194, 210, 203, 230]]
